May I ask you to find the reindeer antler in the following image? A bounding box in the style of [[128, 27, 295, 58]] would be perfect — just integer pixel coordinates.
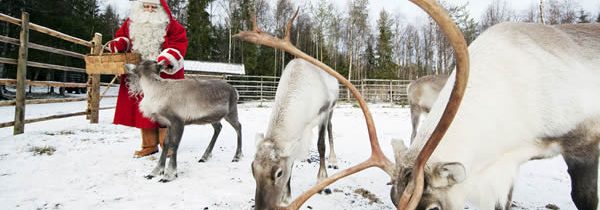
[[234, 8, 394, 210], [396, 0, 470, 209]]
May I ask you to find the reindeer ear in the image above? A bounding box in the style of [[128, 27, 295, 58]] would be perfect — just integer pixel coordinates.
[[430, 162, 466, 188], [125, 64, 136, 74], [391, 139, 407, 165]]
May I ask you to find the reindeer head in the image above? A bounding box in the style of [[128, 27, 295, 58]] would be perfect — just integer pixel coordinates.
[[124, 60, 165, 97], [252, 134, 294, 210], [125, 60, 164, 77], [389, 141, 466, 210]]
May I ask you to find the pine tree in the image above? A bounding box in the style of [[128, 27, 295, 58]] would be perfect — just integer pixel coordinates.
[[374, 9, 396, 79], [576, 9, 590, 23], [100, 5, 121, 38], [364, 39, 376, 78], [187, 0, 215, 61], [596, 12, 600, 22], [450, 3, 478, 44]]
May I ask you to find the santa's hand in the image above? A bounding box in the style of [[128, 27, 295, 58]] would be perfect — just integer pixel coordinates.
[[157, 56, 173, 70], [109, 37, 130, 53], [157, 48, 184, 75]]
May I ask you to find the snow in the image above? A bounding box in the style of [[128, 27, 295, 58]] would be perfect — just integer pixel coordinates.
[[0, 93, 577, 210]]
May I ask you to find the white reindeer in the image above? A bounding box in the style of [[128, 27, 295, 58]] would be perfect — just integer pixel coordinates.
[[391, 22, 600, 210], [407, 75, 449, 142], [252, 58, 339, 210]]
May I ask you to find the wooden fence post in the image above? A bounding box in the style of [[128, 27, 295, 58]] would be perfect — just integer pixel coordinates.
[[389, 80, 393, 104], [14, 11, 29, 135], [88, 33, 102, 123]]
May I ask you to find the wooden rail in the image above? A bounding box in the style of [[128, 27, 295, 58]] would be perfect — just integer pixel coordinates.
[[0, 13, 93, 48], [0, 57, 86, 73], [0, 98, 86, 106], [0, 106, 115, 128], [0, 78, 87, 88], [0, 96, 117, 107], [0, 35, 85, 59]]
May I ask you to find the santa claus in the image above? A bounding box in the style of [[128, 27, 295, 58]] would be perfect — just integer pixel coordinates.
[[110, 0, 188, 158]]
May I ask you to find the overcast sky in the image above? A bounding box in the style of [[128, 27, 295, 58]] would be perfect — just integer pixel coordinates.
[[99, 0, 600, 25]]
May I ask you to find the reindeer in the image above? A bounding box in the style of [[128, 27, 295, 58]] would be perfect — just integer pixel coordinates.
[[125, 61, 242, 182], [234, 0, 470, 209], [407, 74, 449, 142], [252, 58, 339, 209], [390, 22, 600, 210]]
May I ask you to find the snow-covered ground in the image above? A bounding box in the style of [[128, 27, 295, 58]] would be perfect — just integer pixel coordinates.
[[0, 92, 577, 210]]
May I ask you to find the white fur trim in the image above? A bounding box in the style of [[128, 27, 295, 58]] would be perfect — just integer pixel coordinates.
[[140, 0, 160, 5], [159, 48, 184, 75]]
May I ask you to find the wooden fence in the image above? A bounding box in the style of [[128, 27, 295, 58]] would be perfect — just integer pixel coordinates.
[[0, 12, 107, 134]]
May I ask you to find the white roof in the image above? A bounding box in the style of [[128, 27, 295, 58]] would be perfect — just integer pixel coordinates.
[[184, 60, 245, 75]]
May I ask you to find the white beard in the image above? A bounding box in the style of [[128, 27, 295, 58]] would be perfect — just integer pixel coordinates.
[[128, 2, 169, 60]]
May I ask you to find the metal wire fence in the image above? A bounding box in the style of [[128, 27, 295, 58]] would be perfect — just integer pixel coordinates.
[[213, 75, 412, 105]]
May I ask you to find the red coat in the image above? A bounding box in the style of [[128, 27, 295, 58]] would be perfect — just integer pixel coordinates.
[[112, 0, 188, 129]]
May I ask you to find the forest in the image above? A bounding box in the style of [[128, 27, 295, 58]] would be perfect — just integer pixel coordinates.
[[1, 0, 599, 82]]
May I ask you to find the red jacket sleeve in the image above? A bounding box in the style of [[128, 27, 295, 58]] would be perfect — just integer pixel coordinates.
[[109, 19, 131, 53], [157, 20, 188, 74]]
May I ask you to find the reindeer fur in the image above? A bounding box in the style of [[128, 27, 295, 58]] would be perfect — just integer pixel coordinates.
[[407, 74, 449, 142], [125, 61, 242, 182], [392, 23, 600, 210], [252, 58, 339, 209]]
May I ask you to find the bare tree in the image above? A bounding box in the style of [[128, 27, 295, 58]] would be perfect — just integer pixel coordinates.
[[274, 0, 295, 75], [544, 0, 580, 24], [480, 0, 515, 31], [345, 0, 370, 81], [520, 2, 540, 23]]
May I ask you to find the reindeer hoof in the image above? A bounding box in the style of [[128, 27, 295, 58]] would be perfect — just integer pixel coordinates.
[[198, 158, 207, 163], [231, 157, 240, 162], [158, 179, 170, 183], [144, 175, 155, 179]]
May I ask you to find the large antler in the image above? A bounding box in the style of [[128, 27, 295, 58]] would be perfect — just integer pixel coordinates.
[[234, 8, 394, 210], [396, 0, 470, 209]]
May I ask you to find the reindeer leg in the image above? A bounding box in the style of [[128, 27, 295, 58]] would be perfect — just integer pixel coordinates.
[[146, 127, 169, 180], [225, 112, 243, 162], [409, 105, 421, 143], [160, 119, 184, 182], [199, 122, 222, 162], [326, 111, 337, 169], [494, 184, 514, 210], [282, 163, 293, 205], [562, 143, 599, 210], [317, 121, 328, 183]]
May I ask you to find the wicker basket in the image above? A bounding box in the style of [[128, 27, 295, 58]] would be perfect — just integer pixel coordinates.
[[84, 41, 141, 75]]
